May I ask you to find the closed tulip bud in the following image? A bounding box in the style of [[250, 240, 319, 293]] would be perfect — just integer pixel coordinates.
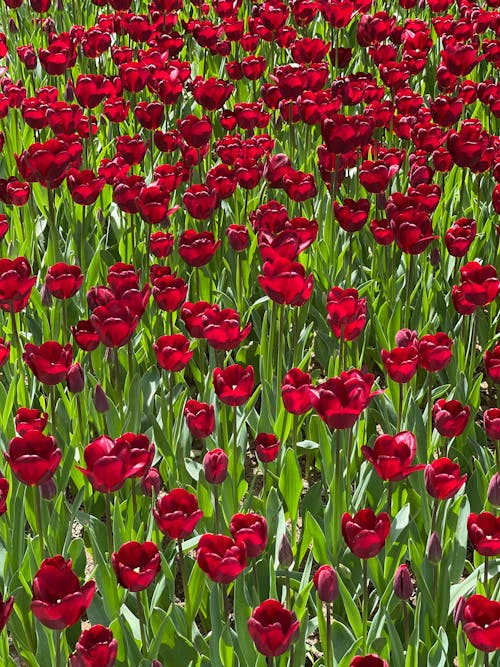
[[93, 384, 109, 413], [66, 363, 84, 394], [313, 565, 339, 603], [203, 448, 228, 485], [40, 283, 53, 308], [41, 478, 57, 500], [429, 246, 441, 267], [140, 468, 161, 497], [64, 80, 75, 103], [393, 564, 413, 600], [8, 18, 17, 34], [152, 661, 164, 667], [453, 596, 466, 627], [44, 18, 56, 35], [278, 534, 294, 567], [487, 473, 500, 507], [426, 531, 442, 563]]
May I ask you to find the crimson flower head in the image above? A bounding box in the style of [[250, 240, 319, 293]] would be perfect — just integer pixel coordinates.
[[201, 306, 251, 350], [308, 370, 383, 430], [467, 513, 500, 557], [313, 565, 339, 603], [184, 400, 215, 439], [254, 433, 280, 463], [484, 408, 500, 441], [425, 458, 467, 500], [326, 287, 367, 341], [68, 625, 118, 667], [71, 320, 100, 352], [191, 76, 234, 110], [115, 433, 154, 480], [31, 556, 95, 630], [5, 429, 61, 487], [485, 345, 500, 383], [153, 334, 193, 372], [381, 345, 419, 383], [444, 218, 476, 257], [432, 399, 470, 437], [112, 541, 160, 592], [178, 230, 220, 267], [281, 368, 312, 414], [247, 599, 300, 657], [0, 475, 8, 516], [196, 533, 247, 583], [15, 407, 48, 435], [23, 341, 73, 386], [361, 431, 425, 481], [203, 449, 228, 485], [226, 224, 249, 252], [77, 435, 144, 493], [183, 185, 218, 220], [230, 513, 268, 559], [213, 364, 254, 407], [459, 261, 499, 307], [91, 300, 138, 348], [45, 263, 83, 300], [341, 509, 391, 559], [390, 211, 438, 255], [0, 257, 36, 312], [0, 338, 9, 368], [259, 257, 314, 306], [0, 592, 13, 632], [181, 301, 212, 338], [153, 488, 203, 540], [349, 656, 389, 667], [417, 333, 453, 372], [15, 138, 77, 189], [462, 595, 500, 652]]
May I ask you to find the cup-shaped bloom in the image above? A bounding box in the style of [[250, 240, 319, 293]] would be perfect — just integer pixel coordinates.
[[213, 364, 254, 407], [115, 432, 154, 479], [425, 458, 467, 500], [203, 449, 228, 484], [184, 400, 215, 439], [432, 399, 470, 437], [153, 334, 193, 372], [5, 430, 61, 486], [361, 431, 425, 481], [349, 656, 389, 667], [201, 306, 251, 350], [462, 595, 500, 652], [313, 565, 339, 603], [341, 509, 391, 559], [77, 435, 143, 493], [45, 263, 83, 300], [460, 262, 499, 307], [484, 345, 500, 383], [15, 407, 48, 435], [254, 433, 280, 463], [467, 512, 500, 557], [381, 345, 419, 383], [68, 624, 118, 667], [112, 541, 161, 592], [153, 488, 203, 540], [0, 257, 36, 312], [178, 230, 220, 266], [485, 409, 500, 440], [0, 476, 8, 515], [91, 300, 138, 348], [230, 513, 268, 559], [326, 286, 367, 341], [0, 338, 9, 368], [281, 368, 312, 414], [308, 370, 383, 430], [31, 556, 96, 630], [23, 341, 73, 385], [258, 257, 313, 306], [196, 533, 247, 583], [0, 592, 13, 632], [247, 599, 300, 657], [417, 333, 453, 372]]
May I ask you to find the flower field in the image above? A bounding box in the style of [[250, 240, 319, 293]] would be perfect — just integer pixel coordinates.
[[0, 0, 498, 665]]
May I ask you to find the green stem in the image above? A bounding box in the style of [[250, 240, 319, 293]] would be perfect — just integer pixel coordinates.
[[387, 481, 392, 516], [232, 407, 238, 509], [136, 591, 148, 656], [484, 555, 489, 596], [33, 485, 44, 559], [105, 493, 113, 556], [276, 305, 284, 413], [326, 603, 333, 667], [397, 383, 403, 432], [47, 186, 59, 264], [427, 373, 433, 456], [362, 559, 369, 655], [54, 629, 62, 667], [131, 479, 137, 517], [213, 486, 220, 533], [404, 254, 414, 325], [403, 601, 409, 645], [252, 560, 260, 604], [177, 539, 191, 637], [50, 385, 57, 438]]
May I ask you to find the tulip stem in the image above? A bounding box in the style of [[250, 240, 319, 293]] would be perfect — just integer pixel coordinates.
[[213, 486, 221, 533], [326, 603, 333, 667], [427, 373, 433, 457], [33, 485, 44, 559], [47, 186, 59, 263], [105, 493, 113, 556], [131, 479, 137, 517], [136, 591, 149, 655], [177, 538, 191, 636], [267, 657, 274, 667], [403, 601, 410, 645], [484, 555, 489, 596], [50, 385, 57, 438], [232, 407, 238, 510], [404, 253, 414, 325], [387, 482, 392, 516], [54, 629, 62, 667], [397, 383, 403, 432], [276, 305, 284, 414], [362, 559, 369, 655]]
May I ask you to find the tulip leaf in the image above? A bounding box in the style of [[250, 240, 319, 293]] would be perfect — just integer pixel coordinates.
[[338, 574, 363, 639], [278, 448, 302, 522]]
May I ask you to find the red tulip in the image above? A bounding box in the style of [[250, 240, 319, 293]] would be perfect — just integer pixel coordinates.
[[77, 435, 144, 493], [153, 334, 193, 372], [15, 407, 48, 435], [361, 431, 425, 481], [68, 624, 118, 667], [424, 458, 467, 500], [462, 595, 500, 652], [417, 333, 453, 372], [112, 541, 160, 592], [153, 488, 203, 540], [23, 341, 72, 386], [201, 306, 251, 350], [0, 256, 36, 312], [247, 599, 299, 657], [467, 513, 500, 557], [313, 565, 339, 603], [196, 533, 247, 583], [91, 301, 138, 348], [45, 263, 83, 300], [381, 345, 419, 383], [254, 433, 280, 463], [213, 364, 254, 407], [5, 430, 61, 486], [341, 509, 391, 559], [258, 257, 314, 306], [432, 399, 470, 437], [484, 408, 500, 440], [230, 513, 268, 559], [281, 368, 312, 415], [184, 400, 215, 439], [203, 449, 229, 484], [349, 656, 389, 667]]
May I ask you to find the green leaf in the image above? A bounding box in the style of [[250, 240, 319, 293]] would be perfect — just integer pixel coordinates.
[[278, 448, 302, 521]]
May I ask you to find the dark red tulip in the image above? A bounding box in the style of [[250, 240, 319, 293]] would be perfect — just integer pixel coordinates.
[[201, 306, 251, 350], [467, 513, 500, 557], [349, 656, 389, 667], [203, 449, 228, 485], [115, 433, 154, 480], [313, 565, 339, 603], [0, 475, 9, 515], [152, 271, 188, 312], [462, 595, 500, 652], [254, 433, 280, 463], [484, 408, 500, 440], [432, 399, 470, 437], [247, 599, 299, 657], [153, 334, 193, 372], [15, 138, 77, 188], [341, 509, 391, 559], [71, 320, 100, 352], [381, 345, 419, 383], [444, 218, 476, 258], [91, 301, 138, 348], [149, 232, 174, 259], [0, 256, 36, 312], [459, 261, 499, 307], [0, 337, 9, 368], [230, 513, 268, 559], [67, 169, 105, 206], [178, 230, 220, 267], [191, 76, 233, 110], [66, 363, 84, 394], [112, 541, 160, 592], [68, 625, 118, 667], [31, 556, 95, 630], [326, 287, 367, 341], [213, 364, 254, 407], [23, 342, 73, 386], [181, 301, 212, 338], [77, 435, 143, 493], [0, 592, 13, 631], [281, 368, 312, 415], [15, 407, 48, 436], [258, 257, 314, 306], [361, 431, 425, 481], [184, 400, 215, 439], [424, 458, 467, 500], [393, 564, 413, 601], [417, 333, 453, 372], [153, 488, 203, 540], [485, 345, 500, 383], [196, 533, 247, 583], [183, 186, 218, 222], [226, 224, 249, 252], [45, 263, 83, 300], [308, 370, 383, 430]]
